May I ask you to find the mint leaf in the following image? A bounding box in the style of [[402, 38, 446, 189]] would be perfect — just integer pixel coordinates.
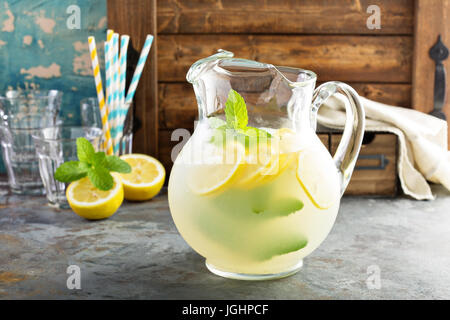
[[55, 161, 88, 182], [88, 166, 114, 191], [55, 138, 132, 191], [256, 235, 308, 261], [268, 198, 304, 216], [214, 89, 272, 143], [237, 127, 272, 138], [105, 156, 132, 173], [76, 137, 95, 163], [79, 161, 91, 172], [225, 89, 248, 129], [208, 117, 226, 129], [92, 151, 106, 167], [253, 198, 304, 217]]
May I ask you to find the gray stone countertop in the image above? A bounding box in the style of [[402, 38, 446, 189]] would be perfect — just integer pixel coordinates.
[[0, 185, 449, 300]]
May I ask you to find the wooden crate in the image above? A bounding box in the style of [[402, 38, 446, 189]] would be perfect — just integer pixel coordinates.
[[331, 132, 398, 196], [107, 0, 448, 194]]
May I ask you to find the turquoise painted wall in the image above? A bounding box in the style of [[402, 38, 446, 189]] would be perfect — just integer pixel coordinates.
[[0, 0, 107, 173]]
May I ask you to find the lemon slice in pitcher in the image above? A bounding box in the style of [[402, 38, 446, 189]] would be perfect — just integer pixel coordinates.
[[66, 173, 124, 220], [238, 141, 275, 186], [188, 141, 245, 195], [258, 152, 296, 184], [238, 128, 298, 187], [296, 147, 340, 210]]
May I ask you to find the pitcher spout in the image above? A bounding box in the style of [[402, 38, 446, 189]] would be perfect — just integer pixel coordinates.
[[186, 49, 234, 84]]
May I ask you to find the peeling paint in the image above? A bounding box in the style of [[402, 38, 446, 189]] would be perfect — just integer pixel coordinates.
[[23, 35, 32, 45], [97, 16, 107, 29], [0, 0, 107, 173], [34, 10, 56, 34], [73, 41, 87, 52], [73, 52, 93, 76], [1, 2, 15, 32], [20, 63, 62, 79], [73, 41, 93, 76]]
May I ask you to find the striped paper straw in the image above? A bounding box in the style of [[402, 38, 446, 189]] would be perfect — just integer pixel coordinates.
[[88, 36, 113, 155], [104, 30, 114, 111], [107, 34, 117, 141], [111, 33, 120, 153], [104, 41, 112, 107], [115, 35, 130, 150], [125, 34, 154, 105], [119, 35, 129, 105]]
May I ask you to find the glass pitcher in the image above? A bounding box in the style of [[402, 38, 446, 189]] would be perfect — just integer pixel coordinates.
[[168, 50, 365, 280]]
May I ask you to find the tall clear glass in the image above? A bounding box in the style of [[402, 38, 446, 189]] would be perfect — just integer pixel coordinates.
[[0, 90, 62, 195], [32, 126, 103, 208], [80, 97, 133, 155]]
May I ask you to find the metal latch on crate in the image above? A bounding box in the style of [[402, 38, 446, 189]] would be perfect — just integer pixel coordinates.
[[355, 154, 389, 170], [429, 35, 449, 120]]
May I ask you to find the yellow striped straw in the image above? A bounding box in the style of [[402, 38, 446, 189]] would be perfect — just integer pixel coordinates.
[[88, 36, 114, 155], [105, 29, 114, 114]]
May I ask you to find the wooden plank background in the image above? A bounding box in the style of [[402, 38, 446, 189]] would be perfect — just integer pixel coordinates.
[[107, 0, 159, 156], [158, 0, 413, 34], [412, 0, 450, 147], [156, 0, 415, 172], [158, 35, 412, 83], [158, 82, 412, 130], [107, 0, 417, 172]]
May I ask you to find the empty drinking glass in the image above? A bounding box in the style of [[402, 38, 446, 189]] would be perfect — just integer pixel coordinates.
[[32, 126, 103, 208], [81, 97, 133, 155], [0, 90, 62, 195]]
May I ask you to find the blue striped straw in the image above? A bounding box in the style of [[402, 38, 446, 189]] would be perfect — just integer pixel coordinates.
[[104, 41, 112, 106], [110, 33, 120, 152], [125, 34, 154, 105], [115, 35, 130, 151], [105, 30, 114, 114], [119, 35, 129, 105]]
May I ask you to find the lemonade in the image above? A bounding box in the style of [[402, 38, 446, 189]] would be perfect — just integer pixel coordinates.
[[168, 123, 341, 277], [170, 51, 365, 279]]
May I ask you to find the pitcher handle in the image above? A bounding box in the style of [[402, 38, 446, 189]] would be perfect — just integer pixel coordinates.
[[311, 81, 365, 195]]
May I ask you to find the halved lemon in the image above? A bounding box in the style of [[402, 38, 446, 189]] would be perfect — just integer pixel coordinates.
[[66, 173, 124, 220], [119, 154, 166, 201], [187, 141, 245, 195], [296, 147, 340, 210]]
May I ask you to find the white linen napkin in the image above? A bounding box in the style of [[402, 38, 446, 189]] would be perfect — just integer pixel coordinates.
[[317, 94, 450, 200]]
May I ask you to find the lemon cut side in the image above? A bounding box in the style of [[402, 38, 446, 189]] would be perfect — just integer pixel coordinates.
[[66, 173, 124, 220], [119, 154, 166, 201]]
